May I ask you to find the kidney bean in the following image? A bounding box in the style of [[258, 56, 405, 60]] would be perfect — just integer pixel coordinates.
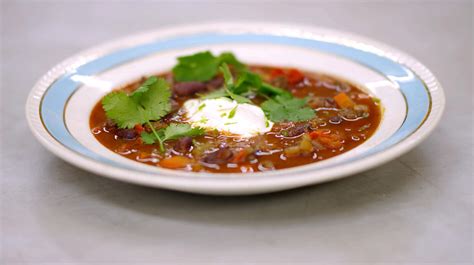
[[329, 116, 342, 124], [206, 76, 224, 90], [201, 147, 234, 165], [173, 137, 193, 153], [173, 81, 207, 96], [116, 128, 137, 140]]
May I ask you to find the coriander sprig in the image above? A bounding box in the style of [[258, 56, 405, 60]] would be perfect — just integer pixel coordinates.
[[260, 94, 315, 122], [206, 63, 314, 122], [101, 76, 171, 129], [172, 51, 246, 82], [141, 124, 205, 152], [101, 76, 204, 152]]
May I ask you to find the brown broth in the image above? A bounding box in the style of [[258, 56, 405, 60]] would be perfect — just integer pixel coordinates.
[[90, 66, 381, 173]]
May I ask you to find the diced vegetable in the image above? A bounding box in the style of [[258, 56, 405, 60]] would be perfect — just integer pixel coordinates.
[[231, 148, 253, 163], [258, 160, 275, 171], [287, 69, 304, 85], [299, 134, 314, 153], [354, 104, 369, 117], [309, 129, 344, 149], [334, 92, 355, 109], [284, 146, 301, 158], [134, 124, 144, 134], [270, 68, 285, 79], [159, 156, 192, 169]]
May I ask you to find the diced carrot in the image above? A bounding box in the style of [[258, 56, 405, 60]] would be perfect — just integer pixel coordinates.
[[334, 92, 355, 109], [318, 134, 343, 149], [270, 68, 285, 79], [287, 69, 304, 85], [159, 156, 192, 169], [309, 129, 331, 140], [309, 129, 343, 149], [138, 151, 150, 159], [134, 124, 144, 134], [231, 149, 250, 163]]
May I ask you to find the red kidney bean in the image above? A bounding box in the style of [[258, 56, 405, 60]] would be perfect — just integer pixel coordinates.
[[201, 147, 234, 165], [116, 128, 137, 140], [206, 76, 224, 90], [173, 137, 193, 153], [173, 81, 208, 96]]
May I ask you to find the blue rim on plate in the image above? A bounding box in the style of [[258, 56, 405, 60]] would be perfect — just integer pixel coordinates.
[[26, 23, 444, 195]]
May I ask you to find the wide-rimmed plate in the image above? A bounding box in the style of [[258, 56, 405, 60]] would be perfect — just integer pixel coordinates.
[[26, 22, 444, 195]]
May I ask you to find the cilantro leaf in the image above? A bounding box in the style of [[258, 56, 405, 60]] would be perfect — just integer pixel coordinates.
[[261, 95, 315, 122], [172, 51, 220, 82], [220, 64, 251, 103], [102, 91, 144, 129], [172, 51, 246, 82], [199, 88, 228, 99], [234, 71, 262, 94], [228, 106, 238, 119], [218, 52, 247, 72], [101, 77, 171, 129], [161, 124, 205, 141], [141, 123, 205, 152], [136, 78, 171, 121], [259, 82, 292, 97], [131, 76, 158, 102], [140, 132, 157, 145]]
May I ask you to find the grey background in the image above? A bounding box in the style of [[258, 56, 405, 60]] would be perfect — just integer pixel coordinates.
[[1, 1, 473, 264]]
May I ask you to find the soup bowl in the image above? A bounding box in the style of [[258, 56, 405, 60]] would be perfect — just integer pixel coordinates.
[[26, 22, 444, 195]]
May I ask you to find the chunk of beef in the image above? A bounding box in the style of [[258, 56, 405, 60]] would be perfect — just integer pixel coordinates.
[[281, 123, 309, 137], [308, 96, 336, 108]]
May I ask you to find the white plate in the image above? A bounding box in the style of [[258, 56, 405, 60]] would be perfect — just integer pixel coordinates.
[[26, 22, 445, 195]]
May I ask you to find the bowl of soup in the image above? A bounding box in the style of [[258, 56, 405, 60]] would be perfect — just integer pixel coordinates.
[[26, 22, 445, 195]]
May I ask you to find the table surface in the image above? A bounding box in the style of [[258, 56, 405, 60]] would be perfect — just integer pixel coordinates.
[[1, 1, 473, 264]]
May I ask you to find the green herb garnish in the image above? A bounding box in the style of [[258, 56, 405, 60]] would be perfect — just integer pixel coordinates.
[[172, 51, 246, 82], [261, 94, 315, 122], [199, 88, 228, 99], [102, 76, 171, 129], [102, 76, 204, 152], [228, 105, 238, 119], [141, 123, 205, 152], [220, 64, 251, 103]]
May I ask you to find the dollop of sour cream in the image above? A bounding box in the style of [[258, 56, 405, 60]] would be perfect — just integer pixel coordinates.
[[182, 97, 273, 137]]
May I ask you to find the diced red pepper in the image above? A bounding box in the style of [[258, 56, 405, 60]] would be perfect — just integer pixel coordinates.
[[287, 68, 304, 85], [134, 124, 144, 134], [270, 68, 285, 79]]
